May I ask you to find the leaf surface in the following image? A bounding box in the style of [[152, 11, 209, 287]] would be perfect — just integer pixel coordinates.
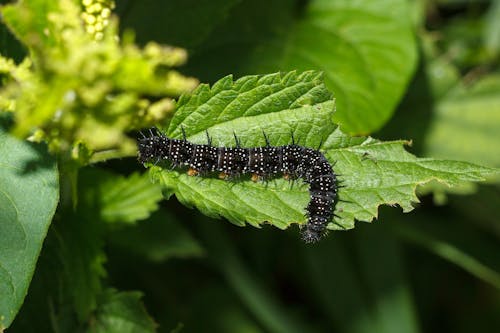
[[109, 210, 205, 262], [424, 74, 500, 168], [89, 289, 156, 333], [185, 0, 417, 133], [79, 169, 163, 224], [149, 72, 495, 232], [0, 127, 58, 329]]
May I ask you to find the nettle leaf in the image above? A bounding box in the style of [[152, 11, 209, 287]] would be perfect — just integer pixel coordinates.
[[79, 168, 163, 224], [109, 210, 205, 262], [90, 289, 156, 333], [322, 130, 494, 228], [0, 126, 58, 329], [51, 212, 107, 323], [149, 72, 495, 232], [424, 73, 500, 169], [185, 0, 417, 134], [269, 0, 419, 134]]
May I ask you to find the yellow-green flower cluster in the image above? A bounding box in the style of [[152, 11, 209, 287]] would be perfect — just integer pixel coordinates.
[[0, 0, 198, 165], [81, 0, 115, 40]]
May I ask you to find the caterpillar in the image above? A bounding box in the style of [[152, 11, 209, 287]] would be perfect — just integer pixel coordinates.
[[137, 128, 339, 243]]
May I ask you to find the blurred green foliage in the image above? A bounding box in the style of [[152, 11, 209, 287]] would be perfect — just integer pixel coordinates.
[[0, 0, 499, 332], [1, 0, 197, 166]]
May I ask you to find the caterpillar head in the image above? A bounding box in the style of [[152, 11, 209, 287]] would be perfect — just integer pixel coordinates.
[[137, 132, 170, 164]]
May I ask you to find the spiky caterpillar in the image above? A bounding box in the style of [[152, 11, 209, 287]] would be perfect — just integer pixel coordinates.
[[137, 128, 339, 243]]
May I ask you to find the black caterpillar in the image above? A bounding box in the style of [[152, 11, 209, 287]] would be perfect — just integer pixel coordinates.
[[137, 128, 339, 243]]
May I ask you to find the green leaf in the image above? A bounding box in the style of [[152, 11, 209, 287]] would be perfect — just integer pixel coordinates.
[[50, 213, 107, 323], [5, 217, 103, 333], [323, 129, 495, 228], [0, 126, 59, 329], [109, 210, 205, 262], [6, 168, 146, 329], [379, 38, 499, 201], [89, 289, 157, 333], [149, 71, 496, 233], [79, 168, 164, 224], [168, 70, 333, 140], [424, 74, 500, 169], [377, 52, 461, 156], [185, 0, 417, 134]]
